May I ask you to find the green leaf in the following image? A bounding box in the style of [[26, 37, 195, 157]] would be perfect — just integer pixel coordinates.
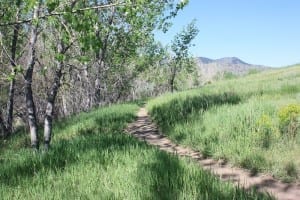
[[55, 53, 65, 62], [77, 56, 90, 63], [7, 72, 16, 81], [15, 65, 23, 73], [46, 0, 59, 13]]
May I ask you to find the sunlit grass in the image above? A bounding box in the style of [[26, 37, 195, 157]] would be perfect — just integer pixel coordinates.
[[148, 65, 300, 182], [0, 103, 271, 199]]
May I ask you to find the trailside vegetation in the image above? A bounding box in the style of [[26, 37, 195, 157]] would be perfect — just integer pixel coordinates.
[[0, 102, 272, 199], [147, 65, 300, 182]]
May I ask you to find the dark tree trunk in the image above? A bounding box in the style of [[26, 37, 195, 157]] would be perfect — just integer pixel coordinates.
[[94, 6, 115, 104], [169, 66, 177, 93], [44, 41, 64, 150], [6, 20, 20, 135], [7, 79, 16, 135], [169, 77, 175, 93], [24, 4, 40, 149], [0, 111, 8, 137]]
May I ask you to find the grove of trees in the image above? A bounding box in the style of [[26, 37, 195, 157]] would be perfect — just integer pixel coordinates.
[[0, 0, 198, 150]]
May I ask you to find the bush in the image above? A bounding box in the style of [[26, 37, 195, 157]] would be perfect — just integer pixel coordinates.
[[285, 162, 298, 178], [248, 69, 259, 75], [223, 72, 237, 80], [280, 84, 300, 95], [256, 114, 274, 148], [240, 153, 266, 175], [278, 104, 300, 137]]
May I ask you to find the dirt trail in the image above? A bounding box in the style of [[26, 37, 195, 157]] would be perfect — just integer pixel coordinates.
[[126, 107, 300, 200]]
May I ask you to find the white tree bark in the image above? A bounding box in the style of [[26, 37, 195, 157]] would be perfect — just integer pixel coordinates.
[[24, 3, 40, 149]]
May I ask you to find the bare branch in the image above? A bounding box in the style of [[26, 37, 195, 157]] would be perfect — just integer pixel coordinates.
[[58, 19, 78, 53], [0, 33, 17, 67], [0, 2, 124, 27]]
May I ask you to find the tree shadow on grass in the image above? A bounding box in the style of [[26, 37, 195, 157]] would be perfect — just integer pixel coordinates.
[[0, 106, 138, 187], [136, 152, 183, 199], [149, 92, 241, 144], [150, 92, 241, 129], [137, 151, 273, 200]]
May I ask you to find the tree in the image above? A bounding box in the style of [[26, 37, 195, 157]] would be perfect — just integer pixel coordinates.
[[24, 1, 41, 149], [0, 0, 24, 137], [0, 0, 190, 150], [43, 16, 72, 150], [169, 20, 199, 92], [40, 0, 186, 149]]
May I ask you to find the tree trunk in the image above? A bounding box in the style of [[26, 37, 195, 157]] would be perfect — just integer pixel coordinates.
[[0, 111, 8, 137], [44, 41, 64, 150], [4, 6, 21, 136], [6, 20, 20, 135], [94, 6, 115, 104], [7, 79, 16, 135], [94, 74, 101, 104], [61, 94, 68, 116], [83, 67, 92, 109], [169, 77, 175, 93], [169, 66, 177, 93], [24, 4, 40, 149]]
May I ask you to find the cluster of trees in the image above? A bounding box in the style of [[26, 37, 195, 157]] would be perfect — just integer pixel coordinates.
[[0, 0, 198, 150]]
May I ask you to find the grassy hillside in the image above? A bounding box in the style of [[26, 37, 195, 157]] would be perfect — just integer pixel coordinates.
[[148, 65, 300, 182], [0, 103, 271, 199]]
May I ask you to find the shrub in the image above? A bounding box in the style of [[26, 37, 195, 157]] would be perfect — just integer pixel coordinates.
[[223, 72, 237, 80], [278, 104, 300, 137], [248, 69, 259, 75], [202, 145, 212, 158], [285, 162, 298, 178], [256, 114, 274, 148], [240, 153, 266, 175], [280, 84, 300, 95], [282, 161, 299, 182]]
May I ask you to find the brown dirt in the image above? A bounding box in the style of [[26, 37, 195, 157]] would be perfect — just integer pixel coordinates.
[[126, 107, 300, 200]]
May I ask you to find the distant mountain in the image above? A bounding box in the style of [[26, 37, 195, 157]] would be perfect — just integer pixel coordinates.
[[197, 57, 214, 64], [196, 57, 269, 83], [215, 57, 249, 65]]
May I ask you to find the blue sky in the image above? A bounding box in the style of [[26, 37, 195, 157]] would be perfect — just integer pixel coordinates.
[[155, 0, 300, 67]]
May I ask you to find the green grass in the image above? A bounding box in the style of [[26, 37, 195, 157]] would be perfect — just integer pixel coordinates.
[[0, 103, 271, 199], [148, 65, 300, 182]]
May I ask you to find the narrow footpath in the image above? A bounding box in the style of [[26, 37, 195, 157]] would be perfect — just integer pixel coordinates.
[[126, 107, 300, 200]]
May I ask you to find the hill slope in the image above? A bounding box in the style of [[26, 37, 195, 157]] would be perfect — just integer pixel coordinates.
[[196, 57, 269, 83], [148, 64, 300, 182]]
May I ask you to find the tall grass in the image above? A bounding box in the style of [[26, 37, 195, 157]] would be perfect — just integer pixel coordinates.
[[0, 103, 271, 199], [148, 65, 300, 182]]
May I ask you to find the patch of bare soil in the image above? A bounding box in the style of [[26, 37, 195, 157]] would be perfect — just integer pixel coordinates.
[[126, 108, 300, 200]]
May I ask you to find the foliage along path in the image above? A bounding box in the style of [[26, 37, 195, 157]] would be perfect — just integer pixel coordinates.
[[126, 107, 300, 200]]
